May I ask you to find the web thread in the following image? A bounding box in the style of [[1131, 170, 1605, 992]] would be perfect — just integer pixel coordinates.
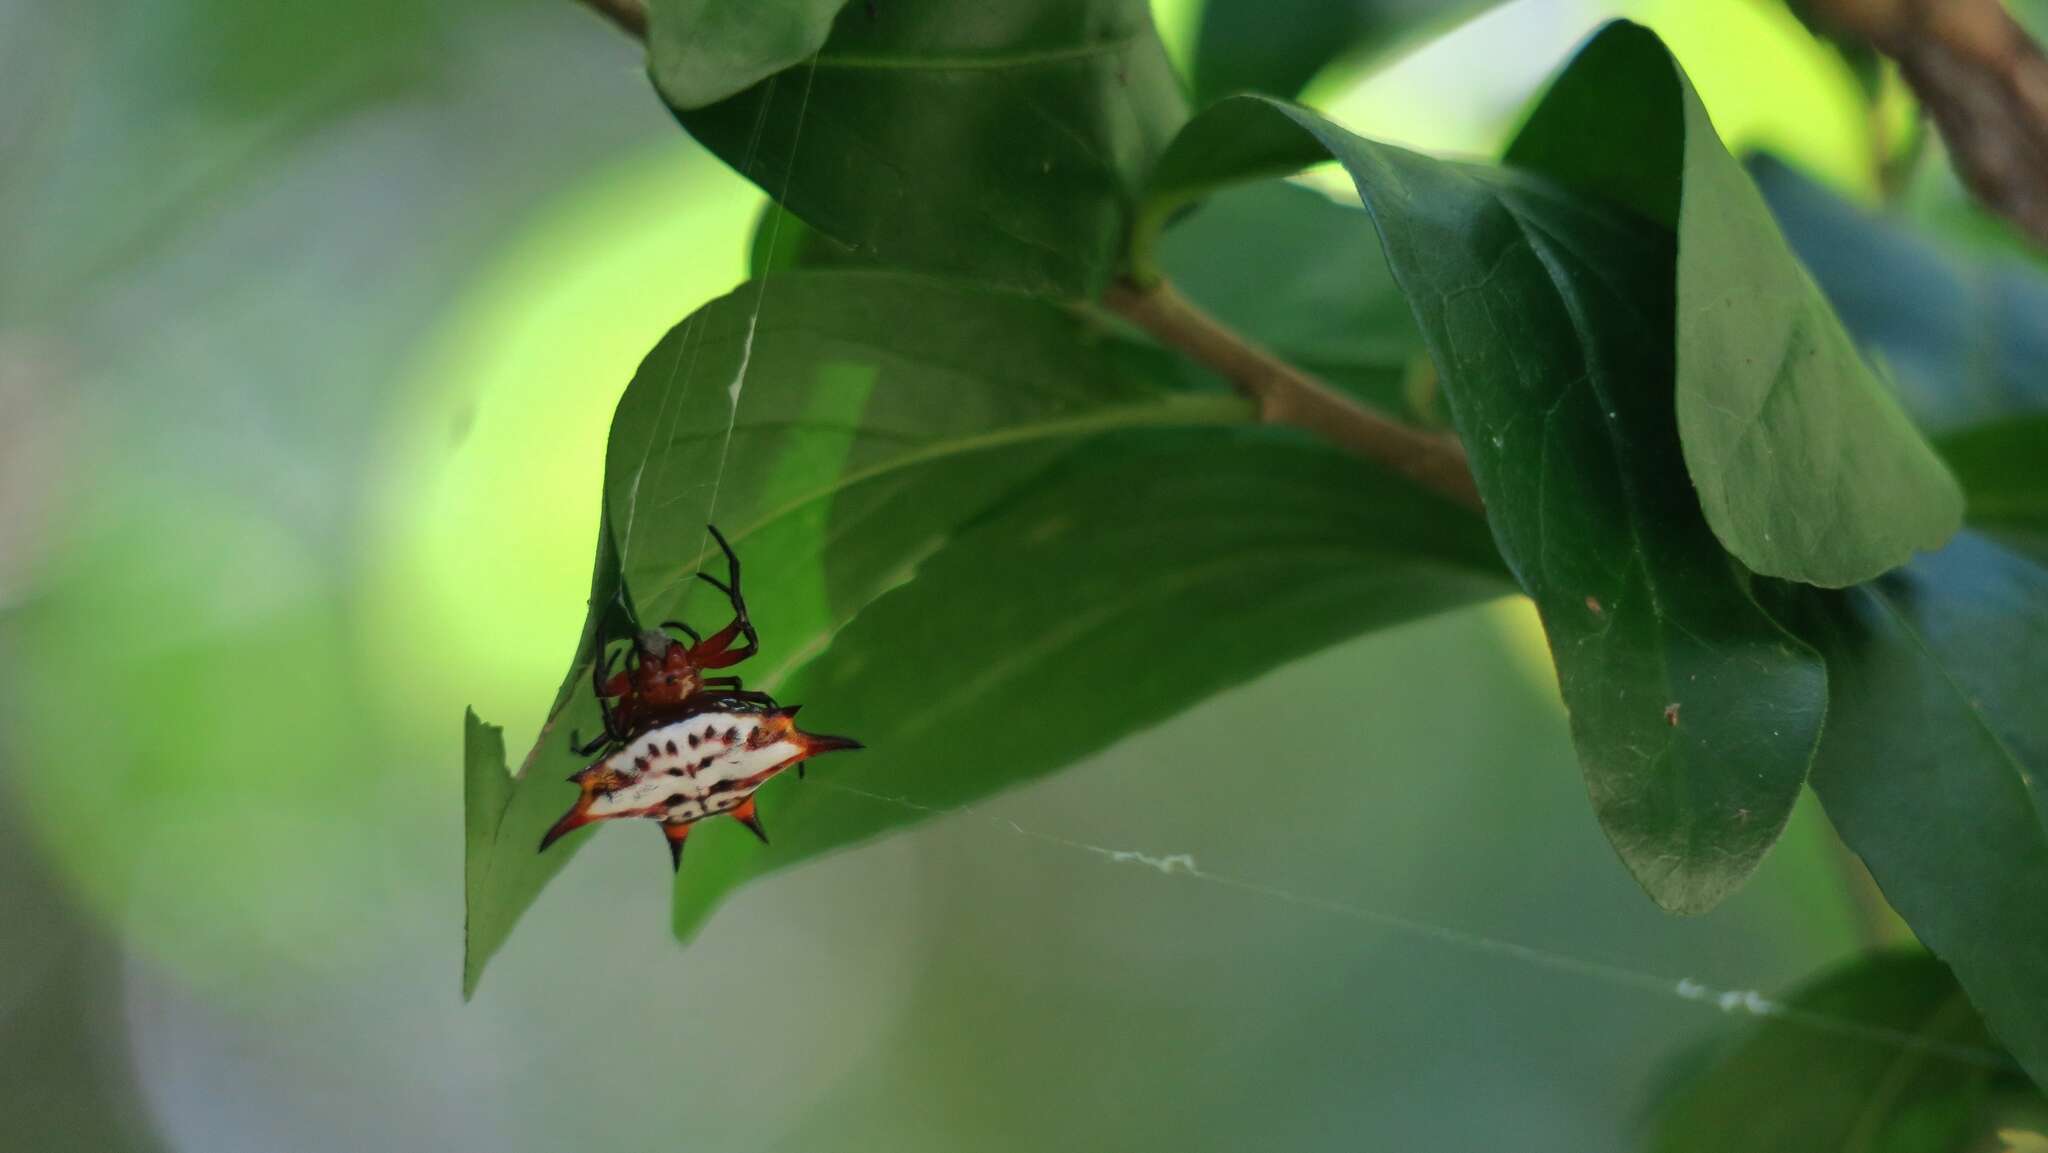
[[689, 54, 822, 600], [821, 781, 2017, 1074]]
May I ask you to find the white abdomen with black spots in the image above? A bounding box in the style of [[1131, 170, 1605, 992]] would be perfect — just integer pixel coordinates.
[[585, 712, 805, 824]]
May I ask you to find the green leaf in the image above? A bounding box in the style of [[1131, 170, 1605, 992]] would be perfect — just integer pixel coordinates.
[[672, 427, 1508, 938], [1507, 21, 1962, 588], [1749, 154, 2048, 435], [1936, 416, 2048, 561], [1798, 533, 2048, 1088], [647, 0, 853, 110], [1141, 96, 1827, 913], [1651, 951, 2025, 1153], [461, 269, 1506, 989], [1188, 0, 1506, 105], [671, 0, 1188, 297], [1156, 180, 1438, 423]]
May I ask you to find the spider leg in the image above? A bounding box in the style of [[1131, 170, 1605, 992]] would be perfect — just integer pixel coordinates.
[[686, 524, 762, 667], [700, 676, 745, 691], [659, 619, 703, 645], [572, 644, 628, 754], [596, 644, 629, 739], [688, 588, 760, 669], [707, 522, 743, 594]]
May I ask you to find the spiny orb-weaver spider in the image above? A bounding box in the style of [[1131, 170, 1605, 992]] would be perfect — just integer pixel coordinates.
[[541, 525, 862, 870], [569, 524, 771, 759]]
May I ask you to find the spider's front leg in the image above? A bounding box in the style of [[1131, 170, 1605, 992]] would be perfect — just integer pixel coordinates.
[[687, 524, 761, 668], [569, 641, 629, 756]]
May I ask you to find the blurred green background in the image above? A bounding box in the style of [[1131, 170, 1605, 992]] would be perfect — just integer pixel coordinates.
[[0, 0, 2017, 1148]]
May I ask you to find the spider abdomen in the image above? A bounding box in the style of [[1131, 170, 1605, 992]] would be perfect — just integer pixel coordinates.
[[541, 703, 862, 868], [584, 711, 805, 824]]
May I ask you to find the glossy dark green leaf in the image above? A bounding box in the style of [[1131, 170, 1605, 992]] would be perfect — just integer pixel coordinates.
[[1157, 180, 1438, 422], [1141, 96, 1827, 913], [461, 270, 1244, 993], [1507, 21, 1962, 588], [1750, 154, 2048, 435], [671, 427, 1508, 938], [647, 0, 853, 109], [1798, 533, 2048, 1087], [1652, 951, 2027, 1153], [461, 269, 1507, 990], [1938, 416, 2048, 564], [1188, 0, 1505, 104], [671, 0, 1187, 297]]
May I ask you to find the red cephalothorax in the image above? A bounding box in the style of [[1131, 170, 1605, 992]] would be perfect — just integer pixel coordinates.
[[570, 525, 773, 759], [540, 704, 861, 869]]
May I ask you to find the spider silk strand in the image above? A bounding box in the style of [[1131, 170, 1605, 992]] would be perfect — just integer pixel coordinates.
[[820, 781, 2017, 1074], [692, 53, 822, 593]]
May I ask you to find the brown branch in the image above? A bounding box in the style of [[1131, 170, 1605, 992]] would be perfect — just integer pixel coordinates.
[[1804, 0, 2048, 247], [1105, 280, 1483, 512], [577, 0, 647, 40]]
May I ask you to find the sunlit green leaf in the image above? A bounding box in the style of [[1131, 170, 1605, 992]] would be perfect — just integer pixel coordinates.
[[672, 0, 1187, 296], [1188, 0, 1505, 104], [1140, 95, 1826, 913], [1797, 533, 2048, 1088], [1652, 951, 2027, 1153], [460, 270, 1241, 993], [461, 269, 1508, 990], [1507, 21, 1962, 588], [647, 0, 853, 109]]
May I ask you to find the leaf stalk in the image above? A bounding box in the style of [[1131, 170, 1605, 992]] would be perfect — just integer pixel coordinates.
[[1102, 279, 1482, 512]]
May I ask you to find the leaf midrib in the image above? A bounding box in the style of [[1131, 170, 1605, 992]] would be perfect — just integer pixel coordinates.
[[632, 392, 1252, 601], [814, 29, 1143, 73]]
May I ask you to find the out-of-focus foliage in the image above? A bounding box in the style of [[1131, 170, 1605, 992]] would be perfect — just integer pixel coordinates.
[[1797, 536, 2048, 1089], [1653, 952, 2044, 1153], [1751, 156, 2048, 434]]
